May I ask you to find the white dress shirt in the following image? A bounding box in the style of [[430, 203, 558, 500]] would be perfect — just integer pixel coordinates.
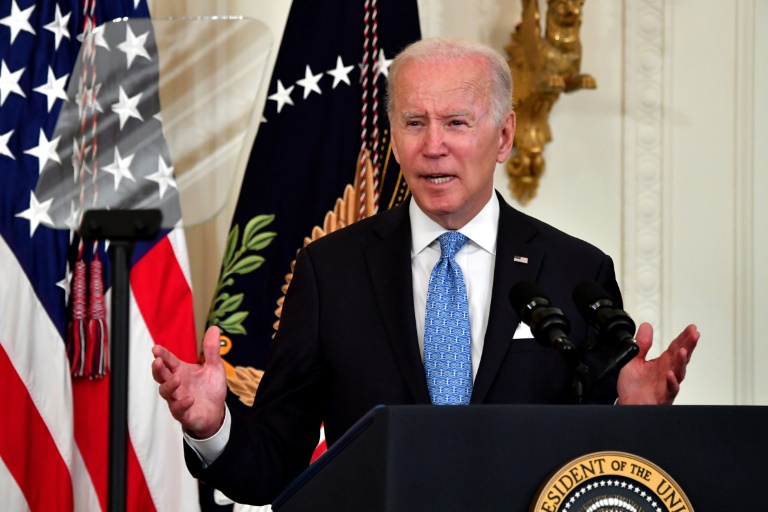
[[409, 194, 498, 380]]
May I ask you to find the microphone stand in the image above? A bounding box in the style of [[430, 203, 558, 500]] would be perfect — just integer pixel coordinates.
[[551, 337, 591, 404], [81, 209, 162, 512], [527, 310, 592, 404]]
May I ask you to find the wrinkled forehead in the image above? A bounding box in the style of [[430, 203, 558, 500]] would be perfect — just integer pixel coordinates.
[[391, 57, 493, 109]]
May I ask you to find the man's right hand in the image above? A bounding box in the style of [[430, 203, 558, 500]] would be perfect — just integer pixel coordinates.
[[152, 326, 227, 439]]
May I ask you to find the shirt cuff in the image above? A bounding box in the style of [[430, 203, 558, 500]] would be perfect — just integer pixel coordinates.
[[183, 405, 231, 468]]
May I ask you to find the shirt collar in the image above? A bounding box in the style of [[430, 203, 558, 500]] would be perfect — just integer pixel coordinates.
[[409, 192, 500, 257]]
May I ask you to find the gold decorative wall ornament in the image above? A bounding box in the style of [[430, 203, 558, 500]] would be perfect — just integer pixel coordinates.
[[505, 0, 595, 204]]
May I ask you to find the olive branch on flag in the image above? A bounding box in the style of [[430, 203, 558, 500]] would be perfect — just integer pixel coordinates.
[[207, 214, 276, 334]]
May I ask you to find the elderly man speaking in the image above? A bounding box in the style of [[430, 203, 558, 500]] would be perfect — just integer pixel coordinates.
[[152, 37, 699, 505]]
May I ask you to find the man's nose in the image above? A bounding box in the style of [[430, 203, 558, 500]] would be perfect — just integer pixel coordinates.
[[422, 125, 446, 157]]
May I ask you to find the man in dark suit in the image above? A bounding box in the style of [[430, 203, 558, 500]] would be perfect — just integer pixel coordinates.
[[152, 37, 699, 505]]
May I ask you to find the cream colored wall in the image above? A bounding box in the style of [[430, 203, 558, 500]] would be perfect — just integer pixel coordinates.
[[754, 0, 768, 405], [147, 0, 767, 405], [655, 0, 765, 405]]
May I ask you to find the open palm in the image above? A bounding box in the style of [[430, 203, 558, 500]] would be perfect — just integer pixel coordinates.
[[152, 326, 228, 438], [617, 322, 699, 405]]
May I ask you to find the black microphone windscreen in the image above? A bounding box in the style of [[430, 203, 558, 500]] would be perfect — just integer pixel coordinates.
[[509, 281, 548, 317], [572, 281, 614, 318]]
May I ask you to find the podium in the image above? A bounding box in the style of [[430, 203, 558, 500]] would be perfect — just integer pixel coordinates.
[[273, 405, 768, 511]]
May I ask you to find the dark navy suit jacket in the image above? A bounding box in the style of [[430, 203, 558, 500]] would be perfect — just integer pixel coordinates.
[[185, 193, 621, 504]]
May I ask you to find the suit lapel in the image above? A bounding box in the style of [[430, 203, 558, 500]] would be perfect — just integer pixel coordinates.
[[365, 202, 431, 404], [471, 195, 543, 404]]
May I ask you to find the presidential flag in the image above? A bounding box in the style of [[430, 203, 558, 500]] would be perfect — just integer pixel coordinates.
[[210, 0, 420, 401], [0, 1, 198, 511]]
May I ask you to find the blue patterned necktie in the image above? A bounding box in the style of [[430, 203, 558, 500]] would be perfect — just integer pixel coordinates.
[[423, 231, 472, 405]]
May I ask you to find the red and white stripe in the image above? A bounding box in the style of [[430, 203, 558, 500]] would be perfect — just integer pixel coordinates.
[[310, 425, 327, 463], [0, 229, 200, 512]]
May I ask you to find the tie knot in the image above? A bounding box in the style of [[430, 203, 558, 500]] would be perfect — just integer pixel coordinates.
[[438, 231, 468, 260]]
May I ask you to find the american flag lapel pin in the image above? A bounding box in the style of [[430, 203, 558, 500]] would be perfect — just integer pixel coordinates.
[[513, 255, 529, 264]]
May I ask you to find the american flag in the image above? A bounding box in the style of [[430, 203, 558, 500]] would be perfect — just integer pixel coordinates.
[[0, 1, 199, 511]]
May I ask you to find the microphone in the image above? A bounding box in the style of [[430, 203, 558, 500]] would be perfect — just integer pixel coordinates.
[[509, 282, 578, 362], [509, 281, 590, 402], [572, 281, 639, 372]]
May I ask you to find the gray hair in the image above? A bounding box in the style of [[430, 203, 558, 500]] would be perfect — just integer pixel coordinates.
[[386, 37, 514, 127]]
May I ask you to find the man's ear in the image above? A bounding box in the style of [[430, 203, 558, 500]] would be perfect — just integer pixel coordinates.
[[496, 111, 516, 163]]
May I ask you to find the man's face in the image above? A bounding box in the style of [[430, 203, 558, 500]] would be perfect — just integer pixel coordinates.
[[390, 57, 515, 230]]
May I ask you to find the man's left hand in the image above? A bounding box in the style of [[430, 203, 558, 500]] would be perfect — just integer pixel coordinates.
[[616, 322, 700, 405]]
